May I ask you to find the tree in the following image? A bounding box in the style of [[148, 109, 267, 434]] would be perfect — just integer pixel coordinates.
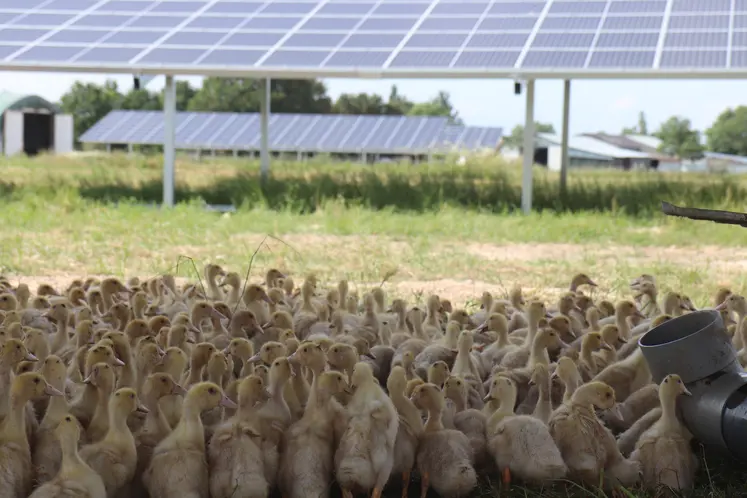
[[156, 80, 197, 111], [637, 111, 648, 135], [120, 88, 160, 111], [654, 116, 703, 159], [333, 93, 386, 114], [622, 111, 649, 135], [408, 91, 461, 123], [503, 122, 556, 149], [59, 80, 123, 143], [706, 106, 747, 156], [385, 85, 413, 115], [188, 78, 332, 114]]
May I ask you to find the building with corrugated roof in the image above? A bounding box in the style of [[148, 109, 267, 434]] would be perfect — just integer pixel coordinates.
[[0, 91, 74, 157]]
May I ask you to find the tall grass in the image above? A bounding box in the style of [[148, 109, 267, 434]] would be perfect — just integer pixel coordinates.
[[1, 152, 744, 216]]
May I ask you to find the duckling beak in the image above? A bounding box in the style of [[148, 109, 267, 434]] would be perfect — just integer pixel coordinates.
[[186, 337, 196, 344], [474, 321, 488, 333], [633, 310, 646, 319], [601, 342, 613, 351], [25, 352, 38, 362], [261, 321, 272, 329], [262, 294, 272, 304], [545, 312, 553, 319], [607, 403, 623, 420], [172, 383, 188, 396], [528, 379, 535, 386], [617, 337, 627, 346], [113, 357, 126, 367], [221, 346, 231, 356], [715, 301, 728, 311], [44, 384, 64, 397], [682, 387, 693, 396], [217, 278, 227, 287], [550, 371, 559, 380], [211, 309, 227, 321], [287, 351, 298, 362], [364, 352, 376, 360], [588, 280, 598, 287], [136, 404, 150, 414], [482, 394, 493, 403], [220, 395, 238, 409], [247, 353, 261, 364]]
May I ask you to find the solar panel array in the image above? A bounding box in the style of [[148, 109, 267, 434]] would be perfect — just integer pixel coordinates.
[[0, 0, 744, 76], [79, 110, 503, 153]]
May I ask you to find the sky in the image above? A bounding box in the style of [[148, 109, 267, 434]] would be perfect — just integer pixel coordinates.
[[3, 71, 744, 137]]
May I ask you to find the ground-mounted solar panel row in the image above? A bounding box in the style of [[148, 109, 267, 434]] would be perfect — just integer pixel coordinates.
[[79, 110, 503, 154], [0, 0, 745, 74]]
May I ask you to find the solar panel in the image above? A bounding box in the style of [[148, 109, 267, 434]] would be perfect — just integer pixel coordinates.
[[80, 110, 498, 155], [1, 0, 745, 76]]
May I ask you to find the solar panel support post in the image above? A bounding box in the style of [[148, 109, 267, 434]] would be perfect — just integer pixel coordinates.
[[162, 75, 176, 208], [560, 79, 571, 195], [521, 80, 535, 214], [259, 78, 271, 182]]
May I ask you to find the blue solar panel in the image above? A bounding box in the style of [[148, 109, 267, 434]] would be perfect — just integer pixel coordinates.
[[0, 0, 744, 75], [80, 111, 489, 155]]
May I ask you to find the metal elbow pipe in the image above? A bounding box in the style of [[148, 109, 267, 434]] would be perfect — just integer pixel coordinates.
[[639, 310, 747, 459]]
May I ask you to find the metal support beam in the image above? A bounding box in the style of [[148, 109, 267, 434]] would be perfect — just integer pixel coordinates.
[[521, 80, 535, 214], [560, 79, 571, 194], [162, 75, 176, 208], [259, 78, 271, 182]]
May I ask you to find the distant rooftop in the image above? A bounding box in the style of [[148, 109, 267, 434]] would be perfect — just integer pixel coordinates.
[[536, 133, 651, 160]]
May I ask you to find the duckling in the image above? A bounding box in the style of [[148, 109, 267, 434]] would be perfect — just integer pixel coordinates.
[[85, 362, 118, 444], [553, 356, 582, 405], [278, 370, 349, 498], [549, 381, 641, 489], [28, 415, 107, 498], [156, 347, 189, 427], [443, 375, 488, 466], [256, 356, 294, 490], [476, 312, 513, 368], [409, 383, 477, 498], [386, 366, 422, 498], [484, 376, 566, 485], [630, 374, 697, 492], [0, 372, 63, 498], [208, 374, 271, 498], [413, 321, 460, 378], [242, 284, 272, 327], [204, 264, 226, 302], [144, 382, 236, 498], [133, 373, 187, 497], [80, 387, 147, 497], [577, 332, 612, 381], [529, 363, 553, 423], [335, 362, 398, 498], [44, 302, 72, 354], [593, 348, 651, 403], [293, 279, 320, 340], [500, 301, 547, 368], [33, 355, 71, 484]]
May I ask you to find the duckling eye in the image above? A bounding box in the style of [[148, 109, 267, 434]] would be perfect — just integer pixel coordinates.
[[208, 387, 216, 394], [33, 377, 40, 384], [664, 379, 669, 383], [115, 392, 120, 397], [456, 380, 462, 386], [130, 393, 135, 399], [605, 392, 612, 398], [16, 345, 20, 350], [65, 416, 71, 422], [677, 380, 682, 384]]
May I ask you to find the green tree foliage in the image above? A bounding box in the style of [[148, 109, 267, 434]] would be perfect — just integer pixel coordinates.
[[59, 80, 123, 143], [654, 116, 704, 159], [622, 111, 649, 135], [407, 91, 461, 124], [705, 106, 747, 156], [503, 122, 556, 149]]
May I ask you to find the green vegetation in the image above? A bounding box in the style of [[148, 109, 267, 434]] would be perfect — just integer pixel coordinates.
[[1, 153, 747, 496]]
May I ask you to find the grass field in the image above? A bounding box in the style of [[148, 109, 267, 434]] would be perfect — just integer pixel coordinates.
[[2, 152, 747, 496]]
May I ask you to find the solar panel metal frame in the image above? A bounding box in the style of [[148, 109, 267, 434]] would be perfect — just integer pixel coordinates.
[[0, 0, 743, 79], [79, 109, 501, 155]]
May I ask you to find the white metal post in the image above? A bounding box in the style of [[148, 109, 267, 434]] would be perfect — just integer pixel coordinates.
[[560, 79, 571, 194], [521, 80, 535, 214], [259, 78, 270, 182], [163, 75, 176, 207]]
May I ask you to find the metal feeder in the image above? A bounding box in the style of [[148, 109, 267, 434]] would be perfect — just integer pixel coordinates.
[[637, 201, 747, 459]]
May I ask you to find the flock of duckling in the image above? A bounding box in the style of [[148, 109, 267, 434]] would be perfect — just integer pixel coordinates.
[[0, 267, 737, 497]]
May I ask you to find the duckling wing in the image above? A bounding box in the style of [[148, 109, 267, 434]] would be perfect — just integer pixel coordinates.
[[208, 422, 268, 498]]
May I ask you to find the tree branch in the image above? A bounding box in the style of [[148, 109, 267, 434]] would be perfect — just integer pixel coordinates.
[[661, 201, 747, 227]]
